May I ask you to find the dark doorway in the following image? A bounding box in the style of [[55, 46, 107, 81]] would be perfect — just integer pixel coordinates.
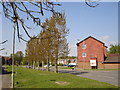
[[91, 66, 97, 69]]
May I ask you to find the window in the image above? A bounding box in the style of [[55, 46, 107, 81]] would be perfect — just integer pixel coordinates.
[[82, 52, 86, 57], [82, 44, 86, 49]]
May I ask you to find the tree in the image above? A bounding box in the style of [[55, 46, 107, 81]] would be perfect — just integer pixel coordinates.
[[109, 44, 120, 54], [25, 12, 69, 72], [26, 36, 38, 69], [14, 51, 24, 65], [38, 24, 54, 71], [0, 40, 8, 51], [1, 1, 61, 41], [40, 13, 69, 72], [22, 56, 28, 65]]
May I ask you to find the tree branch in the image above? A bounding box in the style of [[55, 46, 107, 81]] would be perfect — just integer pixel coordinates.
[[0, 40, 8, 44]]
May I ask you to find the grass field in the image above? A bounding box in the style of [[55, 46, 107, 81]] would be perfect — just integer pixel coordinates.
[[6, 66, 118, 88]]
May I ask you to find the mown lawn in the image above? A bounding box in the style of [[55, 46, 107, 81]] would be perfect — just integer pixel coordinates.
[[6, 66, 118, 88]]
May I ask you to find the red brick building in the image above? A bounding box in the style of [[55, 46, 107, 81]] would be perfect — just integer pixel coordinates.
[[76, 36, 107, 69]]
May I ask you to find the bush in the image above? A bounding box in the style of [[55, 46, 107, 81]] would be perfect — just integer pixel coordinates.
[[52, 64, 55, 66], [58, 63, 63, 66]]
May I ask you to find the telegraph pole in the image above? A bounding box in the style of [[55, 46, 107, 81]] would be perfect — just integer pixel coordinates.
[[11, 17, 17, 88], [5, 52, 7, 68]]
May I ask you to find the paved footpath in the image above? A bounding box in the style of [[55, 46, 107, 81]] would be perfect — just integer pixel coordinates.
[[0, 74, 2, 89], [1, 67, 11, 89], [2, 74, 11, 88], [59, 69, 119, 86]]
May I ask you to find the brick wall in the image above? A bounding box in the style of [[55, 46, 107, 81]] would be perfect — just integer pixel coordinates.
[[77, 61, 105, 69], [77, 37, 119, 70], [104, 63, 120, 69], [77, 37, 105, 63], [77, 62, 120, 69]]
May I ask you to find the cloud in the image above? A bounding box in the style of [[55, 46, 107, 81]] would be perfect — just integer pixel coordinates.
[[105, 41, 118, 49], [109, 41, 118, 45], [99, 35, 110, 42]]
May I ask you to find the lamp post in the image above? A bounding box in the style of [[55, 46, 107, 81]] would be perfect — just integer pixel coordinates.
[[11, 17, 17, 88], [5, 52, 7, 68]]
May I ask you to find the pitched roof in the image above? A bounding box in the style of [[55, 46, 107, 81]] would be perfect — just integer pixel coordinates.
[[103, 54, 120, 63], [76, 36, 107, 47], [0, 56, 12, 60]]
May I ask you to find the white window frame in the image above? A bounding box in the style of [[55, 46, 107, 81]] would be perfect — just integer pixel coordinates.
[[82, 52, 86, 57], [82, 44, 86, 49]]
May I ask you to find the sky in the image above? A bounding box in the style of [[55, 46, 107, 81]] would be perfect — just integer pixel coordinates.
[[0, 1, 118, 56]]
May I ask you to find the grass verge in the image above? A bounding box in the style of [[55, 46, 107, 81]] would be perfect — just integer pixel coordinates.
[[59, 66, 73, 69], [6, 66, 118, 88]]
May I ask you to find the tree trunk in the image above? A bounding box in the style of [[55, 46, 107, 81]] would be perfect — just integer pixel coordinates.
[[35, 61, 37, 69], [42, 61, 44, 71], [55, 58, 58, 73], [47, 58, 50, 71], [28, 63, 30, 69], [33, 61, 35, 69], [37, 61, 40, 70]]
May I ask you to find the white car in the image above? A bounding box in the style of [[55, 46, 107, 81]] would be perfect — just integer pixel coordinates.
[[44, 65, 52, 68], [67, 63, 77, 67]]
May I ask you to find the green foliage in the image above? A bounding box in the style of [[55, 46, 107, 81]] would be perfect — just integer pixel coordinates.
[[60, 56, 77, 59], [14, 51, 24, 65], [58, 63, 63, 66], [109, 44, 120, 54], [22, 57, 28, 65]]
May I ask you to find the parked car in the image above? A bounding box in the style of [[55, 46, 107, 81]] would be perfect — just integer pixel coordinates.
[[44, 65, 52, 68], [67, 63, 77, 67]]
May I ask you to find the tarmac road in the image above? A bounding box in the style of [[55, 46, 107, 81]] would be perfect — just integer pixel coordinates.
[[59, 69, 119, 86]]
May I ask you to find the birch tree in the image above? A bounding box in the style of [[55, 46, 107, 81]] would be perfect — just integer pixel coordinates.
[[41, 13, 69, 73]]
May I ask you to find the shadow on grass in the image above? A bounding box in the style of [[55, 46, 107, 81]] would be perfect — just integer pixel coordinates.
[[1, 67, 13, 75], [59, 70, 89, 75]]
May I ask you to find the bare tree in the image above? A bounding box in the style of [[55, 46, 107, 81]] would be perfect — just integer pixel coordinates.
[[1, 1, 61, 42], [0, 40, 8, 51], [85, 0, 100, 8], [1, 0, 99, 42]]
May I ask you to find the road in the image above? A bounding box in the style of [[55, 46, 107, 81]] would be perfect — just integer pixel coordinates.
[[58, 69, 119, 86]]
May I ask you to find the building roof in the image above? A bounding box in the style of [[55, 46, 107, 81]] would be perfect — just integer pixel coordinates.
[[76, 36, 107, 47], [0, 56, 12, 60], [103, 54, 120, 63]]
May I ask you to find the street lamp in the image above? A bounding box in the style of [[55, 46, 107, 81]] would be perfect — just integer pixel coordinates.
[[11, 17, 17, 88], [5, 52, 7, 68]]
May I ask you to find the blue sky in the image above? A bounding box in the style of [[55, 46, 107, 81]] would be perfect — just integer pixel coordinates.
[[1, 2, 118, 56]]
